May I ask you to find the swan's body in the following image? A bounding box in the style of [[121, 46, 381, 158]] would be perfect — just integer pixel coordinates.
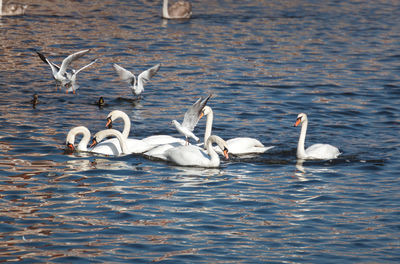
[[113, 63, 160, 98], [0, 0, 27, 16], [65, 126, 126, 155], [294, 113, 341, 160], [172, 94, 211, 144], [37, 49, 91, 89], [66, 58, 98, 94], [162, 0, 192, 19], [105, 110, 184, 153], [164, 135, 229, 168], [90, 129, 130, 156], [201, 106, 274, 155]]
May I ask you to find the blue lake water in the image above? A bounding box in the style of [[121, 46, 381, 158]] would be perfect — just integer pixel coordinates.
[[0, 0, 399, 262]]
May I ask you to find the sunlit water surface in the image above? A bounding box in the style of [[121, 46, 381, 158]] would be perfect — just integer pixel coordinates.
[[0, 0, 399, 263]]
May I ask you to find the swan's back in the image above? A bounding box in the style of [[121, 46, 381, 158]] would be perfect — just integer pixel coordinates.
[[305, 143, 340, 160], [213, 137, 273, 155], [91, 139, 122, 156], [165, 145, 215, 167], [169, 1, 192, 18], [144, 142, 185, 160], [142, 135, 185, 146]]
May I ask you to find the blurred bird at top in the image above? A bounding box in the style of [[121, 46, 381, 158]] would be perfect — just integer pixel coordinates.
[[0, 0, 28, 16], [162, 0, 192, 19]]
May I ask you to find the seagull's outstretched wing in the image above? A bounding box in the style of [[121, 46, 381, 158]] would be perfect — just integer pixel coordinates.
[[59, 49, 91, 75], [36, 51, 60, 76], [182, 94, 212, 132], [137, 63, 161, 86], [113, 63, 135, 85]]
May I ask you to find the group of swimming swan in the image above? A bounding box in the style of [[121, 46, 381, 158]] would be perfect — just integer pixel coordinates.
[[65, 108, 341, 168], [2, 0, 191, 19]]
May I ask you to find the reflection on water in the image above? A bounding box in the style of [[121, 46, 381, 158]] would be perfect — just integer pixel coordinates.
[[0, 0, 399, 262]]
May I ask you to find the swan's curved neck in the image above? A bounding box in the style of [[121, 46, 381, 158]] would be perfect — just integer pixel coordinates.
[[114, 112, 131, 139], [98, 129, 129, 154], [297, 119, 308, 159], [203, 109, 214, 146], [67, 126, 91, 151], [162, 0, 170, 18], [112, 131, 129, 154], [205, 136, 220, 167]]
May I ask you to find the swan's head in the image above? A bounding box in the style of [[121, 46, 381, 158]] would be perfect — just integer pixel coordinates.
[[208, 135, 230, 160], [222, 147, 229, 160], [90, 137, 98, 148], [64, 142, 75, 154], [106, 110, 119, 128], [199, 106, 212, 119], [107, 110, 127, 120], [106, 116, 113, 129], [294, 113, 308, 127]]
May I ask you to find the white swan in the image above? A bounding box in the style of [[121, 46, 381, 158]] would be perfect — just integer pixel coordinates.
[[200, 106, 274, 155], [65, 126, 127, 155], [89, 129, 130, 156], [294, 113, 341, 160], [37, 49, 91, 89], [164, 135, 229, 168], [0, 0, 27, 16], [113, 63, 160, 98], [172, 94, 211, 144], [162, 0, 192, 19], [105, 110, 185, 153]]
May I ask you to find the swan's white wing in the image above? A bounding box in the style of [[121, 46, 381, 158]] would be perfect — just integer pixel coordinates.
[[181, 94, 211, 131], [168, 1, 192, 18], [306, 144, 340, 160], [59, 49, 90, 75], [165, 145, 209, 167], [113, 63, 135, 85], [144, 141, 185, 160], [215, 137, 274, 155], [142, 134, 185, 146], [137, 63, 161, 86]]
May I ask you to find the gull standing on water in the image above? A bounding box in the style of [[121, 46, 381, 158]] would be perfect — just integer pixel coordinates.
[[0, 0, 27, 16], [162, 0, 192, 19], [36, 49, 91, 90], [113, 63, 161, 99], [172, 94, 211, 145]]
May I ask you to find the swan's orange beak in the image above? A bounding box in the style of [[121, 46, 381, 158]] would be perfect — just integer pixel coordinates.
[[106, 118, 112, 128], [223, 148, 229, 160], [66, 143, 75, 152], [199, 112, 204, 119], [90, 138, 98, 148], [294, 117, 301, 127]]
